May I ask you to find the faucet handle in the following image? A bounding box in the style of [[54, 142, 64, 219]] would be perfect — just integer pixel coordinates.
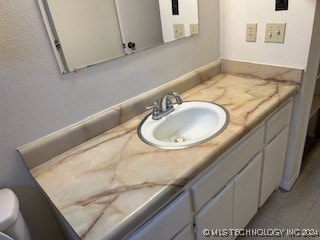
[[146, 101, 159, 110], [169, 92, 183, 105], [146, 102, 161, 120]]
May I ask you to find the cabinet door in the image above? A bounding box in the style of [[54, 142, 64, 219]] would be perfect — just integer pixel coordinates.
[[234, 153, 262, 229], [194, 182, 234, 240], [173, 224, 195, 240], [191, 125, 264, 212], [260, 126, 289, 206]]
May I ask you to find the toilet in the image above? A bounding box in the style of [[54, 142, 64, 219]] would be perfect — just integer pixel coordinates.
[[0, 189, 31, 240]]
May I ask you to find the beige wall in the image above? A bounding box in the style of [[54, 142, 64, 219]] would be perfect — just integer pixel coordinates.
[[0, 0, 220, 239], [220, 0, 318, 189], [220, 0, 316, 68]]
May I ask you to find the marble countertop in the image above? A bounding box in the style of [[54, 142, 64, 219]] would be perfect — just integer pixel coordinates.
[[30, 73, 298, 240]]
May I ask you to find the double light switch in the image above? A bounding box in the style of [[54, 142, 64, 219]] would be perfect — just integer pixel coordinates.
[[246, 23, 286, 43], [265, 23, 286, 43]]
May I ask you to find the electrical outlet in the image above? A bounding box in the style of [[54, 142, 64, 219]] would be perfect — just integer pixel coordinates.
[[174, 24, 185, 39], [265, 23, 286, 43], [190, 23, 199, 35], [246, 23, 257, 42]]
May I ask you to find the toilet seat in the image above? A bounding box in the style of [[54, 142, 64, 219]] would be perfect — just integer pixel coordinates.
[[0, 189, 19, 232], [0, 232, 13, 240], [0, 189, 31, 240]]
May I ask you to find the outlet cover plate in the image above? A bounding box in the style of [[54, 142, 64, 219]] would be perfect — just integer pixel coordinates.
[[246, 23, 257, 42], [190, 23, 199, 35], [173, 24, 185, 39]]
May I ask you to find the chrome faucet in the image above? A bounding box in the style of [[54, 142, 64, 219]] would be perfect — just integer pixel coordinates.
[[146, 92, 183, 120], [161, 92, 183, 112]]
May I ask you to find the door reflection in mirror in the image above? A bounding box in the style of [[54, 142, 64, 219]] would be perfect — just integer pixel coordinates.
[[115, 0, 164, 55]]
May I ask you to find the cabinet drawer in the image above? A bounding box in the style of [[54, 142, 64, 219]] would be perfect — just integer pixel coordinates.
[[127, 192, 192, 240], [265, 100, 293, 143], [191, 125, 264, 212], [230, 124, 264, 167]]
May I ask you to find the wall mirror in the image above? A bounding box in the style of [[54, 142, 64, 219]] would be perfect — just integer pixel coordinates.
[[38, 0, 199, 74]]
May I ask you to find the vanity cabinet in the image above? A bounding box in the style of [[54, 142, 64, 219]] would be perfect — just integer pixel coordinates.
[[127, 100, 293, 240], [127, 192, 192, 240], [194, 153, 262, 240], [191, 125, 264, 212], [259, 100, 293, 206], [194, 182, 234, 240], [234, 153, 262, 229], [264, 100, 293, 143], [172, 224, 195, 240], [260, 126, 290, 206]]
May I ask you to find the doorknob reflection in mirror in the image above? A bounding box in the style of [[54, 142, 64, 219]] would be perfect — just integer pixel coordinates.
[[128, 42, 136, 50]]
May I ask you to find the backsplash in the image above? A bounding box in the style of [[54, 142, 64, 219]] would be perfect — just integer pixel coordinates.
[[222, 60, 303, 87]]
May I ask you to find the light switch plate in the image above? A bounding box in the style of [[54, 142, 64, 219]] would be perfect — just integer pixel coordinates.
[[265, 23, 286, 43], [174, 24, 185, 39], [246, 23, 257, 42]]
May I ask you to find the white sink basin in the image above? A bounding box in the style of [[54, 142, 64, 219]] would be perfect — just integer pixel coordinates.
[[138, 101, 229, 149]]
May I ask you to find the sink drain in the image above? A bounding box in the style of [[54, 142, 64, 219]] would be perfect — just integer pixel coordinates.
[[174, 137, 185, 143]]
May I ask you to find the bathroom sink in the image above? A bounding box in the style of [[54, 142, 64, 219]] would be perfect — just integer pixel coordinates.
[[138, 101, 229, 149]]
